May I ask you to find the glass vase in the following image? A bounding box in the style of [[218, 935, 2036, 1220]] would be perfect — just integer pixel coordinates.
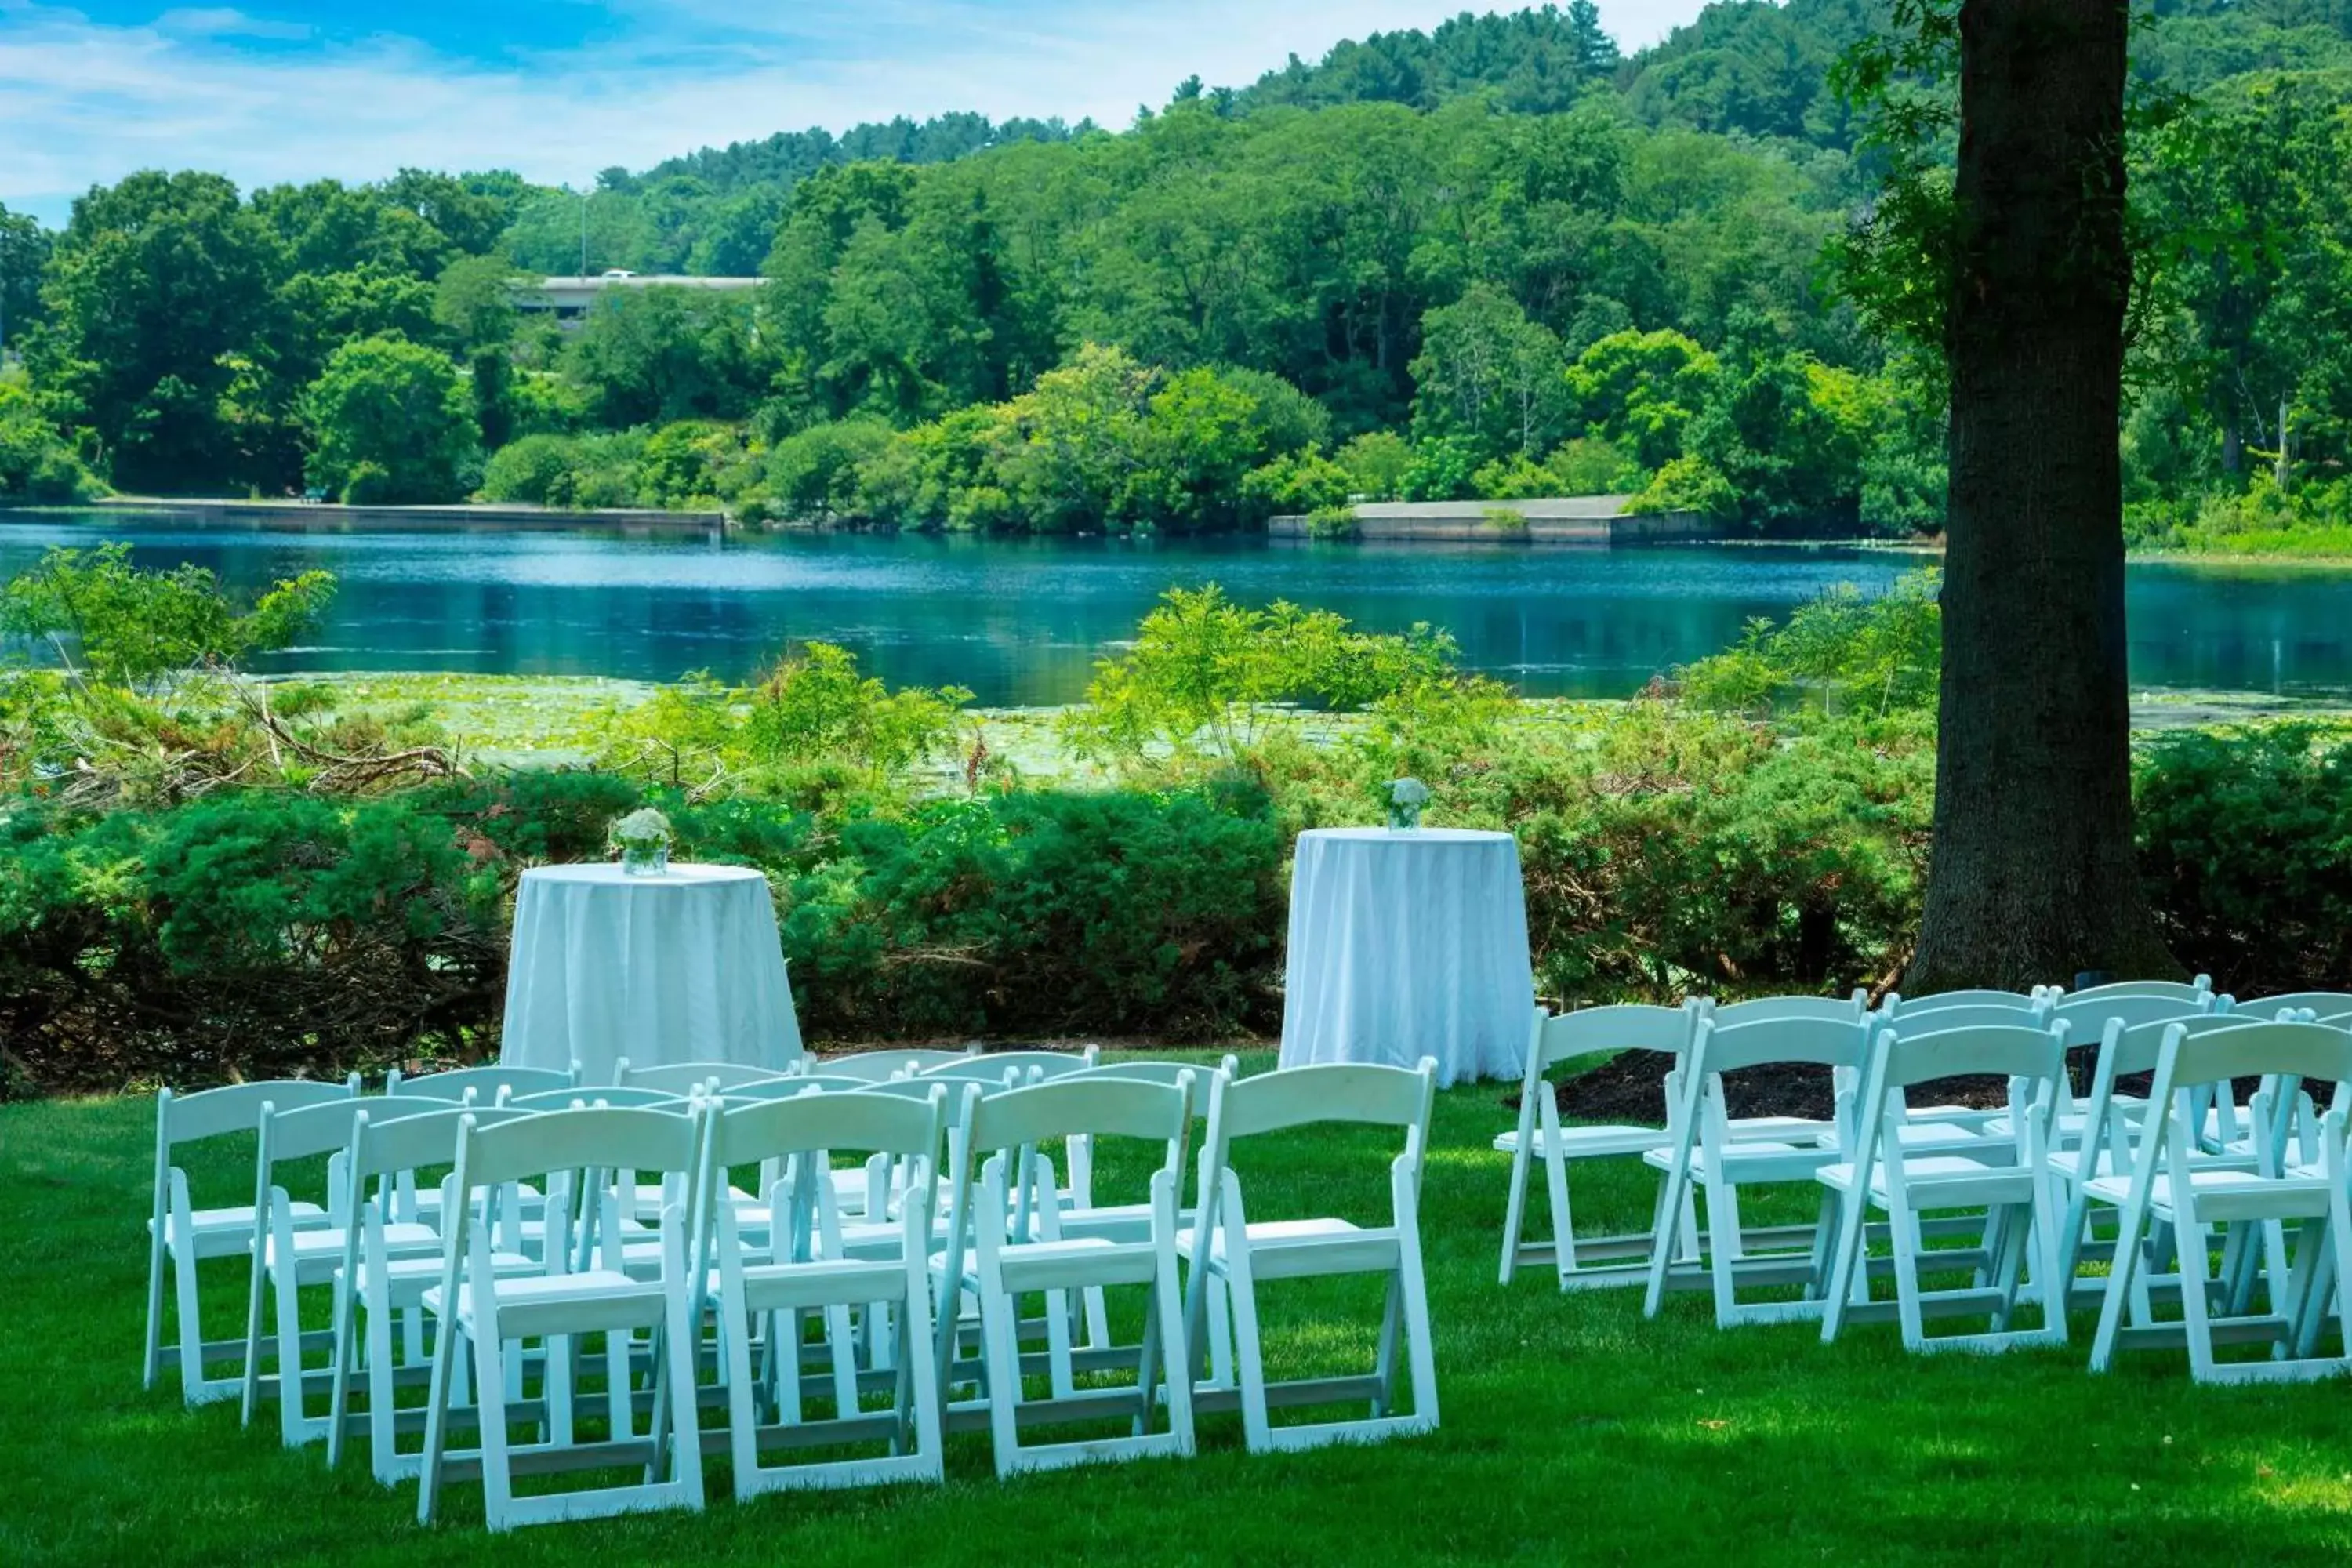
[[1385, 801, 1423, 832], [620, 840, 670, 877]]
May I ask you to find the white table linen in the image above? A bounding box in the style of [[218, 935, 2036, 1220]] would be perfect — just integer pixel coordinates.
[[1279, 828, 1534, 1087], [499, 863, 804, 1080]]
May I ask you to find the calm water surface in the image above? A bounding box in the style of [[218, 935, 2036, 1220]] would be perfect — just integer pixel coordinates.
[[3, 510, 2347, 706]]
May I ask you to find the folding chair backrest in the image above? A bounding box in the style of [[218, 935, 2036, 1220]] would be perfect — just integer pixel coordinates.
[[1532, 1002, 1699, 1071], [388, 1065, 573, 1102], [158, 1076, 357, 1149], [2046, 991, 2209, 1042], [2105, 1010, 2292, 1078], [924, 1047, 1099, 1080], [2228, 991, 2352, 1019], [1876, 1003, 2050, 1038], [915, 1062, 1038, 1093], [616, 1060, 788, 1095], [710, 1085, 947, 1167], [1073, 1056, 1241, 1087], [967, 1075, 1193, 1153], [821, 1047, 982, 1081], [1705, 991, 1868, 1029], [2060, 976, 2212, 1007], [713, 1074, 869, 1101], [1211, 1062, 1435, 1145], [1870, 1023, 2066, 1092], [502, 1086, 684, 1111], [348, 1105, 536, 1184], [457, 1105, 702, 1192], [263, 1096, 437, 1168], [1693, 1015, 1870, 1076], [2162, 1020, 2352, 1094], [1882, 988, 2045, 1014]]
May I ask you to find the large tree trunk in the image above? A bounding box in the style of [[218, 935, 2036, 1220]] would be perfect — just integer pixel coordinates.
[[1905, 0, 2176, 991]]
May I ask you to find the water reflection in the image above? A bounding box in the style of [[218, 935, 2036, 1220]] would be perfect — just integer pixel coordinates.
[[2, 513, 2347, 706]]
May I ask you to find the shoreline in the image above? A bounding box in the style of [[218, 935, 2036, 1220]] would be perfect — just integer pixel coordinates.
[[13, 503, 2352, 568]]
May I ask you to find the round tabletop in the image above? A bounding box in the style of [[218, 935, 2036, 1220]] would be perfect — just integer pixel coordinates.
[[1296, 827, 1517, 846], [500, 861, 803, 1076], [518, 863, 771, 888], [1281, 827, 1533, 1087]]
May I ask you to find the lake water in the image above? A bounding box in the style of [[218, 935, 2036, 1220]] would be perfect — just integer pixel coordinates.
[[4, 510, 2350, 706]]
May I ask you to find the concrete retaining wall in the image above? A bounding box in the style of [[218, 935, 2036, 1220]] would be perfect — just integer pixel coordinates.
[[1268, 496, 1720, 544]]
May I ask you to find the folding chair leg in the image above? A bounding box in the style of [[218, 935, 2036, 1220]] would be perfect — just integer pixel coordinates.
[[274, 1265, 309, 1446], [143, 1236, 168, 1391], [474, 1323, 514, 1532], [174, 1245, 211, 1404], [1370, 1273, 1403, 1418], [1497, 1140, 1531, 1285], [1396, 1171, 1439, 1431], [416, 1319, 458, 1526]]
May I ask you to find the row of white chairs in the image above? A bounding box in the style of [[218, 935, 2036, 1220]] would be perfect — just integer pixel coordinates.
[[1501, 978, 2352, 1380], [143, 1047, 1442, 1530]]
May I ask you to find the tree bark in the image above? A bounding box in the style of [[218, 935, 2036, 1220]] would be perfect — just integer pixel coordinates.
[[1905, 0, 2177, 991]]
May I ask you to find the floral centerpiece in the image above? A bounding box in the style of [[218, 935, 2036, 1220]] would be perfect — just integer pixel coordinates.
[[1386, 777, 1430, 832], [612, 808, 673, 876]]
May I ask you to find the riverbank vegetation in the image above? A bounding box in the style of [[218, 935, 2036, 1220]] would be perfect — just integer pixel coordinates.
[[5, 3, 2352, 546], [2, 548, 2341, 1094]]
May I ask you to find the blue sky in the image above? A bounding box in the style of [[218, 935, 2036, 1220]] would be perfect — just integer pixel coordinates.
[[0, 1, 1711, 224]]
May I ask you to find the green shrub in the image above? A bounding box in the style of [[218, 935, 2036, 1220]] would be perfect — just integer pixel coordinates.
[[1303, 503, 1360, 540], [1627, 455, 1739, 521], [2135, 723, 2352, 995], [1480, 506, 1531, 538]]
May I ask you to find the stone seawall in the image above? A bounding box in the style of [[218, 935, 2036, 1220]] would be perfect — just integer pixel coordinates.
[[1268, 496, 1721, 544], [88, 497, 725, 534]]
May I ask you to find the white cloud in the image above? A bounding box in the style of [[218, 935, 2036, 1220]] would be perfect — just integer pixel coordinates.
[[0, 0, 1710, 223]]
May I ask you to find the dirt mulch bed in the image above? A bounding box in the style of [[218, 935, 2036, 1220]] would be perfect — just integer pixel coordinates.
[[1506, 1050, 2037, 1126], [1514, 1052, 2342, 1129]]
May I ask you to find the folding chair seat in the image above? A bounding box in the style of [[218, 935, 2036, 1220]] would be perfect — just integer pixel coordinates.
[[699, 1086, 949, 1499], [1818, 1022, 2071, 1354], [416, 1105, 710, 1531], [1497, 1002, 1703, 1290], [1642, 1018, 1870, 1328], [2089, 1022, 2352, 1385], [1181, 1059, 1438, 1454], [143, 1076, 358, 1405], [325, 1105, 539, 1484], [934, 1074, 1198, 1476], [239, 1096, 448, 1445]]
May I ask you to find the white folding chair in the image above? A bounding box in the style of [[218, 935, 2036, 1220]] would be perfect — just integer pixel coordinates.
[[416, 1105, 710, 1531], [1819, 1023, 2071, 1355], [820, 1047, 982, 1083], [1869, 1001, 2056, 1145], [935, 1074, 1198, 1476], [325, 1104, 538, 1484], [2089, 1021, 2352, 1385], [502, 1086, 684, 1112], [143, 1076, 358, 1404], [387, 1065, 575, 1102], [1642, 1017, 1868, 1328], [700, 1086, 948, 1499], [239, 1096, 445, 1445], [1182, 1059, 1439, 1454], [2045, 1011, 2262, 1298], [1497, 1001, 1701, 1290]]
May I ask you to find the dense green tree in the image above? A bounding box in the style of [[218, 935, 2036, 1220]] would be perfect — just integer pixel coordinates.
[[0, 204, 49, 349], [560, 285, 766, 426], [1410, 284, 1569, 459], [298, 333, 477, 503], [28, 171, 281, 491]]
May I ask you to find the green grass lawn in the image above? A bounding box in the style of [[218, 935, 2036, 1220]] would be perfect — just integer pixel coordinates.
[[5, 1060, 2350, 1566]]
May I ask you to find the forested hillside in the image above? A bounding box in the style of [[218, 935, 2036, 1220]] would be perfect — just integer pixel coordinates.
[[4, 1, 2352, 549]]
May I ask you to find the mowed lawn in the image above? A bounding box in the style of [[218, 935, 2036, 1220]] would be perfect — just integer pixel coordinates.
[[5, 1054, 2350, 1566]]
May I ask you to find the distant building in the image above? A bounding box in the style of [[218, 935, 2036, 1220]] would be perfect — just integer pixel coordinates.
[[512, 271, 763, 327]]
